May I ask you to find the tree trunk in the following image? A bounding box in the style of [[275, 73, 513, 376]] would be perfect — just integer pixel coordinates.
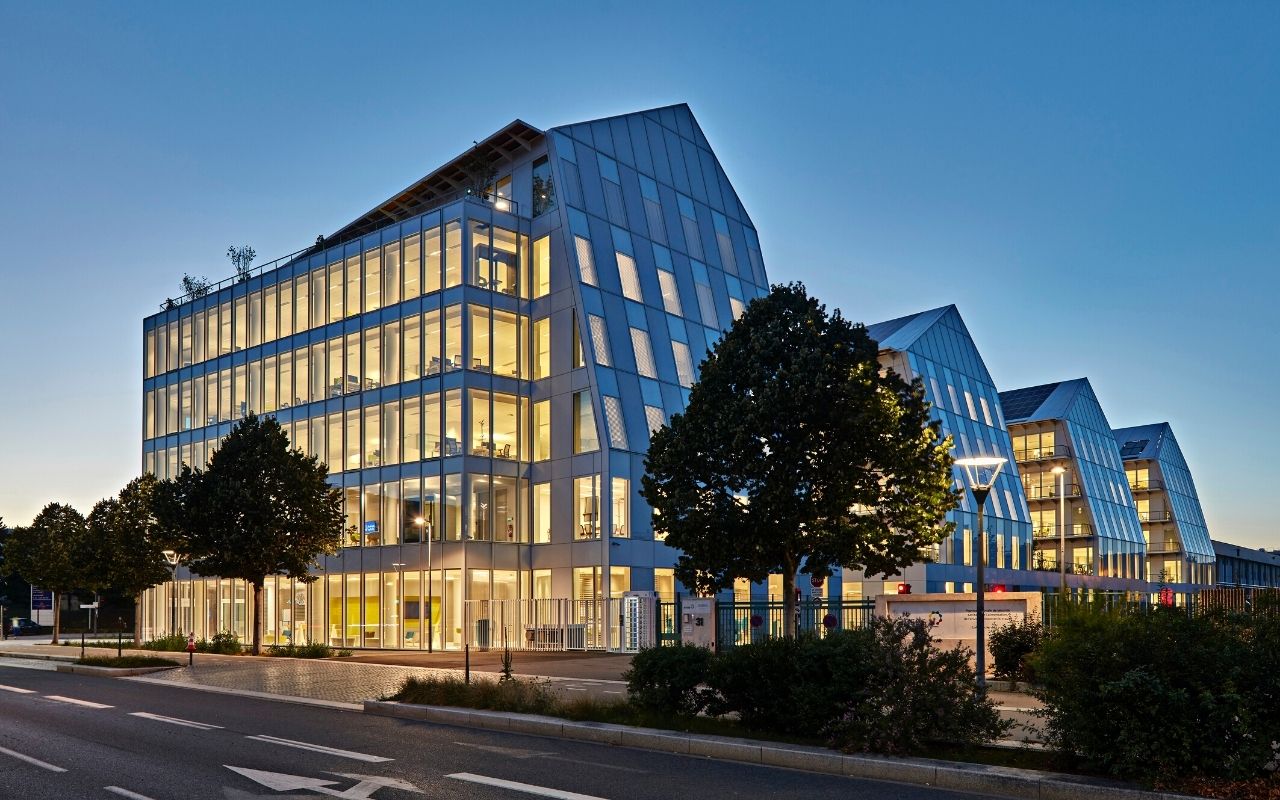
[[782, 555, 797, 638], [133, 593, 143, 646], [252, 581, 264, 655], [51, 593, 60, 646]]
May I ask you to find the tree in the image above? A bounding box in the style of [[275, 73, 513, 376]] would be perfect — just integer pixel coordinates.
[[87, 475, 172, 645], [157, 414, 344, 654], [1, 504, 90, 644], [180, 273, 212, 299], [642, 283, 956, 636], [226, 245, 256, 282]]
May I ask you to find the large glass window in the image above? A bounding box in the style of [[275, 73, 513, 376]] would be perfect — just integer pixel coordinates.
[[424, 225, 442, 294], [657, 269, 682, 316], [423, 309, 441, 376], [574, 236, 597, 285], [344, 255, 360, 317], [573, 392, 598, 453], [533, 483, 551, 544], [382, 401, 401, 465], [631, 328, 657, 378], [363, 246, 381, 313], [533, 400, 550, 461], [469, 475, 492, 541], [589, 315, 612, 366], [672, 340, 695, 387], [611, 477, 629, 538], [423, 392, 442, 458], [444, 305, 463, 372], [382, 241, 401, 307], [402, 233, 421, 300], [402, 395, 421, 462], [492, 310, 519, 377], [533, 318, 551, 380], [444, 474, 462, 541], [616, 253, 643, 302], [444, 389, 462, 458], [532, 236, 551, 298], [532, 156, 556, 217], [327, 262, 344, 323], [492, 475, 518, 542], [469, 305, 490, 372], [403, 315, 422, 382], [363, 328, 381, 389], [574, 476, 598, 540], [443, 221, 462, 287], [470, 390, 491, 456]]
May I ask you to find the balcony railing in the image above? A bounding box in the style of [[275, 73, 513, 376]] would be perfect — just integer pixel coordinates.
[[1147, 542, 1182, 555], [1138, 510, 1173, 523], [1129, 479, 1165, 493], [1031, 555, 1095, 575], [1013, 444, 1072, 462], [1033, 523, 1094, 539], [1023, 483, 1081, 500]]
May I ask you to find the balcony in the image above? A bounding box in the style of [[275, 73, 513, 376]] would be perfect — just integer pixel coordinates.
[[1129, 478, 1165, 493], [1023, 483, 1081, 501], [1147, 542, 1182, 555], [1030, 554, 1095, 575], [1138, 510, 1173, 524], [1013, 444, 1072, 462], [1033, 523, 1094, 539]]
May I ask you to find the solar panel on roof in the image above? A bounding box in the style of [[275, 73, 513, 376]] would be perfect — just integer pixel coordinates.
[[998, 383, 1059, 421], [1120, 440, 1148, 458]]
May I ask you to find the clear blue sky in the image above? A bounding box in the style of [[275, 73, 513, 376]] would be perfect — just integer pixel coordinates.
[[2, 3, 1277, 548]]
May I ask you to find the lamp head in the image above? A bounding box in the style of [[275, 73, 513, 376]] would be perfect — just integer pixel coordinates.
[[413, 517, 426, 526], [955, 456, 1007, 493], [1051, 466, 1066, 475], [161, 549, 180, 566]]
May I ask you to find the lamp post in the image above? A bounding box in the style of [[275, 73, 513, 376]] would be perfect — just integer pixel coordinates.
[[1051, 466, 1067, 593], [956, 456, 1007, 692], [415, 498, 435, 653], [161, 549, 181, 636]]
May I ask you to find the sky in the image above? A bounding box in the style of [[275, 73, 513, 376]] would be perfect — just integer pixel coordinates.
[[1, 2, 1277, 549]]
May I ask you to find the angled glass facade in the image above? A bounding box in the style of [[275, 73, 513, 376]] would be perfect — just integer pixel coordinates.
[[139, 104, 769, 647], [1113, 423, 1215, 586]]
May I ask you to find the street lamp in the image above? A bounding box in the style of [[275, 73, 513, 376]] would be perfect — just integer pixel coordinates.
[[956, 456, 1007, 692], [1051, 466, 1067, 593], [161, 549, 181, 636], [415, 498, 436, 653]]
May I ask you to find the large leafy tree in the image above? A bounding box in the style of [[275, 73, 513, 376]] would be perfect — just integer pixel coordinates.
[[642, 283, 956, 636], [157, 414, 344, 654], [87, 475, 172, 644], [2, 503, 91, 644]]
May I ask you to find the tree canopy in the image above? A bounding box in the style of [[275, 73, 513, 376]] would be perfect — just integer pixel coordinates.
[[1, 503, 90, 643], [157, 414, 344, 653], [87, 475, 172, 643], [641, 283, 956, 634]]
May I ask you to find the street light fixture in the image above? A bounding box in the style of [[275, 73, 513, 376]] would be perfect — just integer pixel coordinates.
[[161, 549, 181, 636], [956, 455, 1007, 692], [415, 499, 435, 653], [1051, 466, 1067, 593]]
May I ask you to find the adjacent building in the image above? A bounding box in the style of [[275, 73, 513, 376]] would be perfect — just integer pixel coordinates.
[[1214, 541, 1280, 589], [1112, 423, 1216, 588], [999, 379, 1147, 588], [140, 103, 769, 648]]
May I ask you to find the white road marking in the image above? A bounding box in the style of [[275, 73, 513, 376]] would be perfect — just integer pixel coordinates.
[[130, 711, 223, 730], [245, 735, 392, 763], [602, 690, 623, 695], [448, 772, 609, 800], [564, 687, 586, 691], [44, 694, 113, 709], [0, 684, 36, 694], [225, 766, 340, 792], [105, 787, 157, 800], [0, 744, 67, 773], [996, 706, 1039, 712], [453, 741, 556, 758]]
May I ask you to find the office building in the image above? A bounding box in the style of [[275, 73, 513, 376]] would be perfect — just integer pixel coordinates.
[[1214, 540, 1280, 589], [1112, 423, 1215, 587], [139, 104, 769, 648], [999, 379, 1146, 587]]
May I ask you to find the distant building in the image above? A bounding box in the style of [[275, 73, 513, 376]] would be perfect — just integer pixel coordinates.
[[999, 379, 1146, 589], [1214, 540, 1280, 589], [1112, 423, 1215, 587]]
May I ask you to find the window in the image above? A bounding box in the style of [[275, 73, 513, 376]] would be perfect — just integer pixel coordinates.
[[644, 405, 665, 436], [533, 483, 551, 544], [469, 305, 491, 372], [588, 315, 612, 366], [532, 236, 551, 298], [533, 400, 550, 461], [692, 261, 719, 328], [533, 318, 550, 380], [574, 476, 598, 539], [573, 392, 598, 453], [640, 175, 666, 243], [443, 221, 462, 288], [492, 309, 519, 377], [444, 305, 463, 372], [630, 328, 657, 378], [363, 247, 382, 313], [572, 312, 586, 369], [344, 256, 360, 317], [610, 477, 629, 537], [531, 156, 556, 217], [657, 270, 682, 316], [574, 237, 597, 285], [423, 225, 441, 294], [616, 253, 642, 301], [603, 396, 627, 450], [402, 234, 421, 300], [672, 341, 695, 387]]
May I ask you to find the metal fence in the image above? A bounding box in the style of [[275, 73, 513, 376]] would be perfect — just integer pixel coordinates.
[[463, 596, 659, 653], [714, 599, 876, 649]]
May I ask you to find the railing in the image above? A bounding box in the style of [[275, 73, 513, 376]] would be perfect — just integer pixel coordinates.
[[1031, 556, 1096, 575], [1023, 483, 1081, 500], [1033, 523, 1094, 539], [1147, 542, 1182, 555], [1138, 510, 1173, 523], [1013, 445, 1072, 462], [1128, 479, 1165, 493], [714, 599, 875, 650], [158, 189, 520, 311], [462, 596, 657, 653]]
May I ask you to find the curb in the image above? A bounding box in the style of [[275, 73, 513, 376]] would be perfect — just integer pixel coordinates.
[[124, 675, 363, 712], [363, 701, 1196, 800], [55, 664, 178, 677], [0, 651, 77, 664]]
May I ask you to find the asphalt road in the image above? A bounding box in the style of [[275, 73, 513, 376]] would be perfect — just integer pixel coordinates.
[[0, 663, 1003, 800]]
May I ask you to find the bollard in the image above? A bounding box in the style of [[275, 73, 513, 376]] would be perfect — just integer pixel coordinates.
[[81, 632, 85, 660], [465, 643, 470, 685], [117, 630, 122, 659]]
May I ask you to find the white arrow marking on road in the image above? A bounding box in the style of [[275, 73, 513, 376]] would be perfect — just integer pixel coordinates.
[[452, 741, 557, 758], [105, 787, 157, 800], [328, 773, 424, 796], [130, 711, 224, 730], [244, 735, 392, 763], [0, 684, 35, 693], [0, 744, 67, 773], [225, 766, 341, 792], [45, 694, 113, 709], [448, 772, 610, 800]]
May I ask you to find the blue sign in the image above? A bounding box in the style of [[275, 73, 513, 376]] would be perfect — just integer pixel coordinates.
[[363, 521, 379, 534], [30, 588, 53, 611]]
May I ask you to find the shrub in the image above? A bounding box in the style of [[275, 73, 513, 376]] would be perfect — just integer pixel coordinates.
[[392, 675, 557, 716], [77, 655, 177, 668], [624, 643, 714, 715], [1032, 603, 1280, 784], [266, 642, 334, 658], [824, 616, 1010, 755], [988, 614, 1043, 682], [140, 633, 188, 651], [202, 631, 243, 654]]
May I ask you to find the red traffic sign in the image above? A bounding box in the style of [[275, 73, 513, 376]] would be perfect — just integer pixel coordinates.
[[809, 575, 824, 589]]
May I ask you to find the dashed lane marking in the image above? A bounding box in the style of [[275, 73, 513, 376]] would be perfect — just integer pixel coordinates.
[[448, 772, 608, 800], [245, 735, 392, 763], [129, 711, 223, 730], [105, 787, 156, 800], [0, 745, 67, 773], [0, 684, 36, 694], [44, 694, 113, 709]]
